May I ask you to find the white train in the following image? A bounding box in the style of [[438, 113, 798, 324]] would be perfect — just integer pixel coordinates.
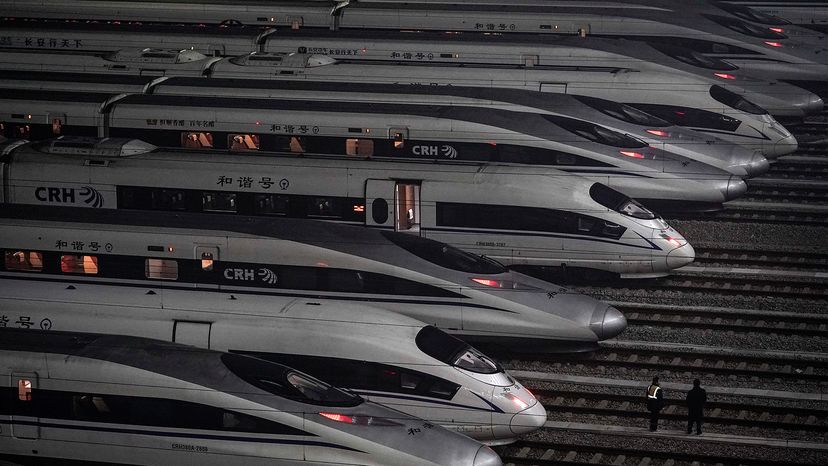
[[1, 135, 695, 278], [0, 47, 777, 172], [0, 276, 546, 444], [0, 30, 808, 158], [0, 202, 628, 348], [0, 88, 750, 212], [0, 328, 503, 465], [3, 0, 825, 83]]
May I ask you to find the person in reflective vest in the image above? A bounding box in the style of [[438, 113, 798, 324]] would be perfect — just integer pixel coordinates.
[[686, 378, 707, 434], [646, 376, 664, 431]]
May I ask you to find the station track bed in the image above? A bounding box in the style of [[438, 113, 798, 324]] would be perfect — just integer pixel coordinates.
[[691, 247, 828, 269]]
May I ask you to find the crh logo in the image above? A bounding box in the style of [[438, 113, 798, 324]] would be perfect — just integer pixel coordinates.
[[412, 145, 457, 158], [35, 186, 104, 208], [223, 267, 278, 285]]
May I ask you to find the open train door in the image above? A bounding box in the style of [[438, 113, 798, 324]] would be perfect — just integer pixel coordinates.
[[365, 179, 422, 234], [9, 372, 40, 439]]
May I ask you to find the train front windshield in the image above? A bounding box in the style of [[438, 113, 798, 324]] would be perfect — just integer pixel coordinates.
[[416, 326, 503, 374], [221, 353, 363, 406], [589, 183, 657, 220]]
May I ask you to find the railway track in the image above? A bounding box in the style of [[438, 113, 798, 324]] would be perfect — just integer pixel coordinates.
[[582, 271, 828, 299], [507, 343, 828, 383], [692, 247, 828, 269], [531, 389, 827, 432], [612, 302, 828, 338], [498, 440, 824, 466]]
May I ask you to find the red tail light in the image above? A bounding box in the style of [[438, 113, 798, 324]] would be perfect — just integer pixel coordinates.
[[769, 27, 785, 33], [620, 151, 645, 159], [764, 41, 783, 47], [646, 129, 669, 137], [472, 278, 502, 287], [320, 413, 354, 423], [714, 72, 736, 80]]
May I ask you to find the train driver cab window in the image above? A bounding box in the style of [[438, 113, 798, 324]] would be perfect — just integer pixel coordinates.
[[395, 183, 420, 234], [346, 138, 374, 157], [61, 255, 99, 274], [145, 258, 179, 280], [4, 250, 43, 272], [229, 134, 260, 151], [182, 132, 214, 149], [18, 379, 32, 401]]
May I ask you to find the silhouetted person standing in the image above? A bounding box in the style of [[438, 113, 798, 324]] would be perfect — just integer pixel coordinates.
[[646, 376, 664, 431], [686, 378, 707, 434]]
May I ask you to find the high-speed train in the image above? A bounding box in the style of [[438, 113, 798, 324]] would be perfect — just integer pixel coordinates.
[[0, 261, 546, 444], [0, 328, 503, 465], [0, 25, 812, 154], [4, 0, 826, 84], [0, 198, 629, 347], [726, 1, 828, 32], [0, 46, 798, 162], [0, 89, 751, 212]]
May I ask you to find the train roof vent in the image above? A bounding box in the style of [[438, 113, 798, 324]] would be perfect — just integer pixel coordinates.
[[34, 137, 157, 157], [229, 52, 336, 68], [104, 48, 208, 64]]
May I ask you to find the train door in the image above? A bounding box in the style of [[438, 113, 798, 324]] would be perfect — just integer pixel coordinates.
[[195, 245, 220, 289], [365, 179, 422, 234], [10, 372, 39, 439], [539, 82, 568, 93], [173, 321, 212, 348]]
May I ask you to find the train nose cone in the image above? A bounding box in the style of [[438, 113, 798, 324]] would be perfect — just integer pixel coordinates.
[[473, 445, 503, 466], [590, 305, 627, 340], [725, 176, 748, 201], [510, 401, 548, 435], [744, 152, 770, 178], [803, 94, 824, 116], [765, 131, 798, 159], [666, 242, 695, 270]]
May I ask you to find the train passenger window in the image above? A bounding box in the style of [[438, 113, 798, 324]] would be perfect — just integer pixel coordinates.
[[51, 118, 63, 135], [578, 217, 596, 233], [202, 191, 237, 212], [428, 381, 458, 398], [602, 222, 625, 238], [18, 380, 32, 401], [400, 373, 422, 390], [346, 138, 375, 157], [229, 134, 260, 151], [15, 125, 31, 139], [254, 194, 290, 216], [181, 132, 214, 149], [289, 136, 306, 153], [201, 252, 214, 271], [145, 258, 178, 280], [60, 255, 99, 274], [151, 189, 188, 211], [4, 250, 43, 272], [309, 197, 340, 218]]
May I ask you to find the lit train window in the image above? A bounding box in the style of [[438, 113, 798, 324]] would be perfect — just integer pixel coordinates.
[[201, 252, 214, 271], [52, 118, 63, 135], [202, 191, 237, 212], [255, 194, 290, 216], [4, 250, 43, 272], [145, 258, 178, 280], [15, 125, 30, 139], [289, 136, 306, 153], [18, 380, 32, 401], [60, 255, 99, 274], [345, 138, 374, 157], [229, 134, 260, 151], [181, 132, 213, 149]]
